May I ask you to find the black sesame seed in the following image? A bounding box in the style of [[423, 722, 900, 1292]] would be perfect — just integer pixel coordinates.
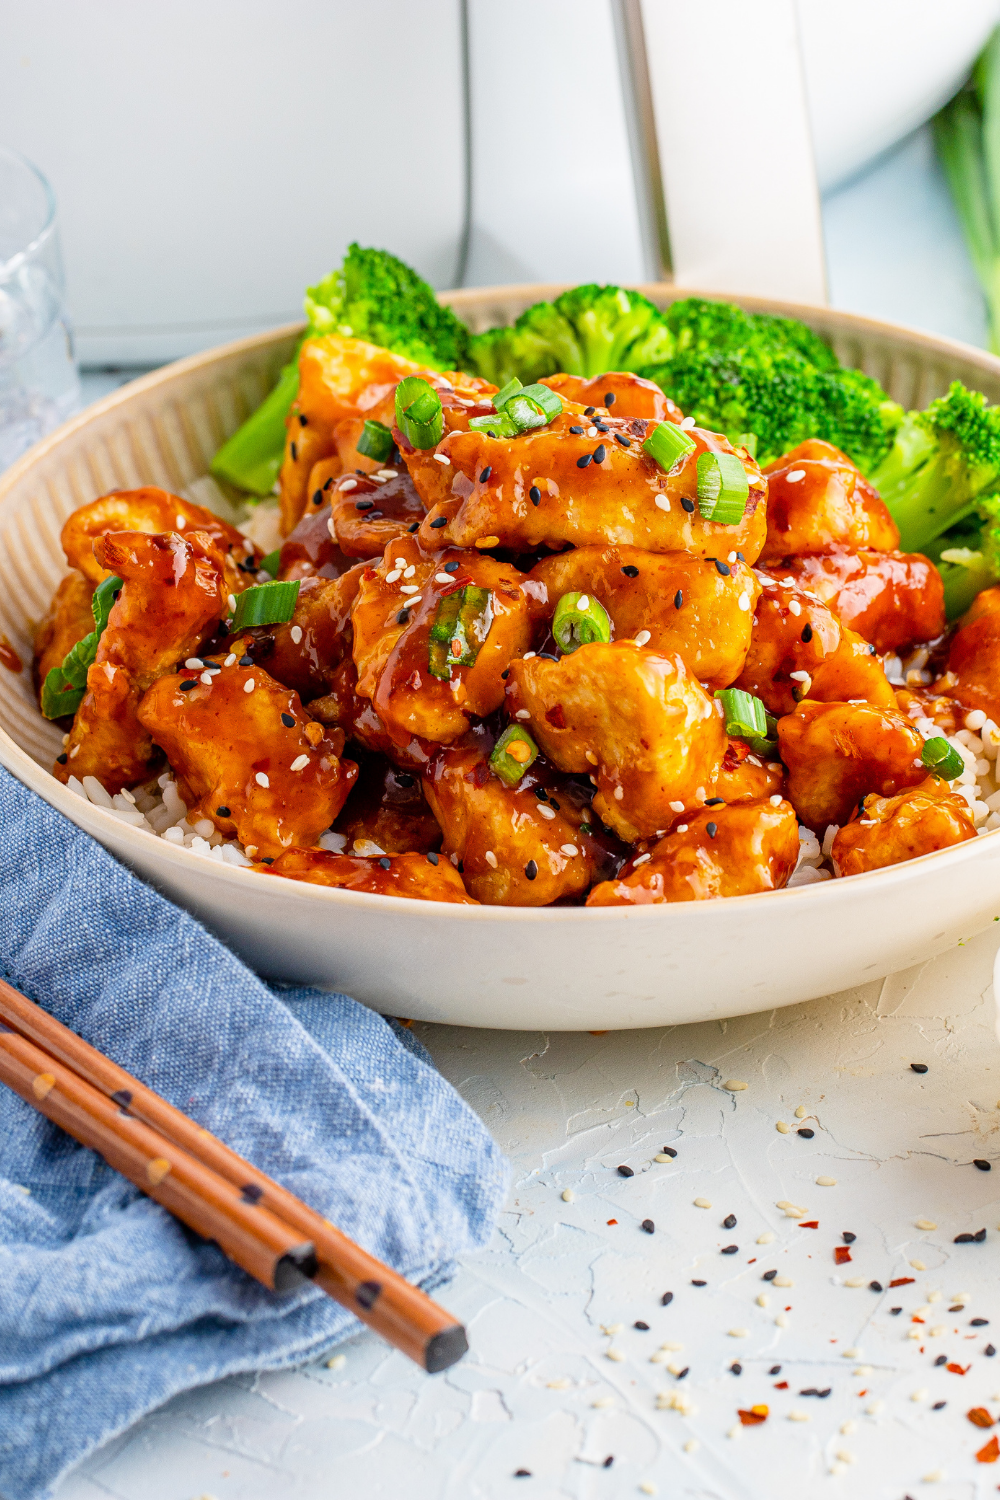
[[971, 1318, 989, 1326], [634, 1320, 649, 1330], [239, 655, 254, 667], [514, 1470, 531, 1479], [298, 414, 307, 426], [614, 433, 631, 447], [56, 752, 68, 764], [378, 857, 391, 870], [842, 1232, 856, 1243], [622, 564, 640, 578], [641, 1218, 655, 1233], [525, 860, 537, 880], [480, 466, 492, 482], [617, 1165, 634, 1177], [444, 561, 460, 572], [890, 1306, 902, 1314], [987, 1344, 997, 1356], [604, 393, 615, 406], [797, 1127, 815, 1138], [674, 589, 683, 608], [681, 497, 695, 513], [706, 822, 717, 838], [660, 1146, 677, 1157], [720, 1244, 738, 1255], [584, 407, 596, 416], [602, 1456, 614, 1468], [910, 1062, 928, 1073], [594, 421, 610, 433], [356, 468, 365, 475], [769, 1365, 781, 1375], [714, 560, 731, 576], [801, 623, 813, 642], [675, 1368, 689, 1381], [396, 611, 410, 625], [312, 490, 323, 506], [577, 453, 593, 468], [426, 852, 439, 866], [723, 1213, 737, 1229], [869, 1280, 883, 1292], [691, 1279, 706, 1286], [430, 517, 448, 528], [762, 1269, 777, 1281], [593, 444, 606, 464], [500, 669, 509, 679], [976, 1227, 988, 1241], [216, 806, 231, 818], [290, 442, 297, 461], [538, 653, 559, 662], [179, 678, 197, 691], [706, 797, 725, 806], [394, 772, 415, 787], [529, 485, 542, 505], [407, 522, 420, 533], [954, 1232, 975, 1243], [932, 1400, 947, 1409], [261, 856, 274, 864], [367, 511, 384, 520], [736, 552, 746, 562], [934, 1354, 947, 1366], [281, 712, 295, 727], [661, 1291, 673, 1305], [949, 1305, 964, 1312], [730, 1362, 742, 1375], [355, 498, 375, 511], [974, 1159, 992, 1171], [569, 425, 585, 435], [323, 476, 335, 490]]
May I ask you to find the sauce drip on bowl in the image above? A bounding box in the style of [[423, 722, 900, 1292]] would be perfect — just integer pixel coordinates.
[[0, 636, 23, 673]]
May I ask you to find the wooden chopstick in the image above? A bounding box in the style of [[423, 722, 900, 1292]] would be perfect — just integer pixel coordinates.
[[0, 977, 469, 1373]]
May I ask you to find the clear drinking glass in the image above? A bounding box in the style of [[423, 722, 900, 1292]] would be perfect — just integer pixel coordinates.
[[0, 148, 80, 469]]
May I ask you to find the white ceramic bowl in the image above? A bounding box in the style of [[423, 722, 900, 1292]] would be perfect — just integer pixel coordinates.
[[4, 286, 1000, 1030]]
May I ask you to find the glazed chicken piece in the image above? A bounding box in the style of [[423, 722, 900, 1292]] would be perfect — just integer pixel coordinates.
[[351, 537, 537, 747], [422, 741, 602, 906], [326, 467, 425, 558], [251, 565, 364, 702], [409, 410, 768, 563], [279, 335, 495, 534], [306, 656, 436, 773], [776, 548, 945, 655], [259, 847, 476, 903], [540, 370, 683, 423], [61, 489, 258, 595], [33, 570, 94, 699], [734, 576, 897, 716], [54, 531, 227, 793], [137, 659, 357, 859], [587, 799, 799, 906], [333, 754, 442, 855], [894, 686, 964, 736], [713, 738, 785, 803], [530, 546, 761, 689], [277, 501, 355, 581], [831, 777, 976, 877], [778, 699, 927, 832], [943, 587, 1000, 723], [506, 642, 726, 842], [760, 440, 899, 565]]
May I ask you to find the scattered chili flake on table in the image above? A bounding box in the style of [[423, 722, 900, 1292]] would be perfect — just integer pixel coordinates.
[[774, 1381, 789, 1389], [606, 1219, 618, 1226], [967, 1407, 995, 1428], [737, 1405, 768, 1425], [800, 1220, 819, 1228], [947, 1363, 971, 1375], [889, 1277, 915, 1287], [835, 1247, 852, 1264], [976, 1435, 1000, 1463]]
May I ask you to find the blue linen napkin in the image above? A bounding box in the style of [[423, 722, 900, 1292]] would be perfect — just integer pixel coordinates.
[[0, 764, 508, 1500]]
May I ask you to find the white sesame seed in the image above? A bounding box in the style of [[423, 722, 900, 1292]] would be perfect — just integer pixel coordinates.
[[403, 565, 416, 578], [738, 592, 750, 610], [435, 573, 453, 583], [290, 754, 309, 772], [676, 824, 688, 832], [635, 630, 651, 646], [794, 1106, 807, 1118], [727, 551, 737, 563], [728, 1328, 749, 1338], [966, 709, 987, 730], [485, 850, 498, 868], [916, 1218, 937, 1230], [694, 1197, 712, 1208], [788, 1410, 809, 1422], [227, 594, 237, 612], [680, 416, 696, 430], [773, 1276, 793, 1287], [385, 569, 402, 583], [654, 495, 671, 511], [669, 800, 685, 812], [788, 598, 801, 615], [756, 1293, 768, 1307], [723, 1079, 748, 1091], [562, 1188, 574, 1202], [775, 1313, 789, 1327], [633, 852, 651, 865], [654, 1153, 673, 1163], [911, 1388, 928, 1402], [789, 670, 811, 682], [606, 1348, 625, 1362], [786, 468, 806, 482], [577, 594, 590, 610], [614, 786, 624, 800], [515, 709, 531, 720], [817, 1176, 837, 1187], [954, 1292, 972, 1304], [290, 626, 302, 645], [200, 671, 212, 685], [561, 843, 579, 856], [587, 426, 598, 437], [844, 1276, 866, 1288], [185, 658, 204, 669], [224, 653, 237, 666], [400, 585, 419, 594], [776, 1120, 790, 1132], [340, 477, 357, 491], [255, 772, 269, 788], [757, 1231, 775, 1244], [586, 750, 599, 765], [433, 453, 451, 464], [377, 468, 398, 478], [368, 473, 386, 484], [175, 514, 186, 529], [537, 804, 556, 820], [327, 518, 337, 539], [769, 794, 783, 808]]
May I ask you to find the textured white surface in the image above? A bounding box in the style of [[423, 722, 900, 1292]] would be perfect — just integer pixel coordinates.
[[56, 923, 1000, 1499]]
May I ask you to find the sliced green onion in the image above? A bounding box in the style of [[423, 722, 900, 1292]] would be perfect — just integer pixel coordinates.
[[696, 451, 749, 525], [469, 411, 520, 438], [258, 547, 282, 577], [552, 591, 612, 653], [395, 376, 444, 450], [737, 432, 758, 460], [230, 578, 301, 632], [504, 394, 549, 432], [484, 377, 562, 436], [714, 687, 778, 756], [642, 421, 697, 472], [492, 377, 523, 410], [490, 725, 539, 787], [356, 418, 394, 462], [428, 585, 492, 680], [517, 383, 562, 421], [921, 735, 965, 780], [41, 573, 123, 720]]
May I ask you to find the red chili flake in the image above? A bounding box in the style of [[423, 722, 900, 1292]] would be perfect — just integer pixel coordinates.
[[968, 1407, 995, 1429], [889, 1277, 915, 1288], [606, 1219, 618, 1226], [912, 1316, 926, 1324], [799, 1221, 819, 1229], [773, 1381, 789, 1390], [976, 1434, 1000, 1463], [737, 1406, 768, 1426], [545, 704, 567, 729], [947, 1363, 971, 1375], [834, 1247, 852, 1265], [439, 575, 473, 596]]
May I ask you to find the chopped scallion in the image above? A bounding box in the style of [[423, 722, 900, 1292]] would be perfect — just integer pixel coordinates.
[[469, 411, 520, 438], [714, 687, 778, 756], [356, 418, 394, 462], [492, 377, 523, 410], [41, 573, 123, 720], [696, 451, 750, 525], [230, 578, 301, 632], [428, 585, 492, 679], [258, 547, 282, 576], [395, 376, 444, 450], [642, 421, 697, 472], [921, 735, 965, 780], [490, 725, 539, 787], [552, 591, 612, 653], [737, 432, 758, 459]]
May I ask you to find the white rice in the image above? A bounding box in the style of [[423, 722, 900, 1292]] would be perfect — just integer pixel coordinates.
[[63, 771, 254, 867]]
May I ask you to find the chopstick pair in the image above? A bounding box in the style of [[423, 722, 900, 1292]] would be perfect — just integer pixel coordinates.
[[0, 976, 468, 1373]]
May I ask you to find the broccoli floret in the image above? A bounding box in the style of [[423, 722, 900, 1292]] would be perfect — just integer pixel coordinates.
[[466, 284, 673, 385], [867, 381, 1000, 555], [642, 348, 900, 471], [212, 245, 468, 495], [665, 297, 840, 370]]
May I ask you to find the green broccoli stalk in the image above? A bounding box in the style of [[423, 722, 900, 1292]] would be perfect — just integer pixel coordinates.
[[642, 348, 901, 471], [211, 245, 469, 496]]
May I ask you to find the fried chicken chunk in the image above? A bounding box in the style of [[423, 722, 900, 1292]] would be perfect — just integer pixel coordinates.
[[278, 500, 355, 581], [831, 777, 976, 877], [761, 440, 899, 565], [334, 755, 442, 855], [778, 699, 927, 832], [327, 468, 425, 558], [530, 546, 761, 689], [422, 742, 601, 906], [713, 738, 785, 803], [587, 799, 799, 905], [734, 576, 896, 716], [258, 848, 475, 903], [777, 548, 945, 655], [410, 412, 768, 562], [55, 531, 227, 792], [33, 570, 94, 699], [351, 537, 537, 747], [540, 370, 683, 422], [507, 642, 726, 842], [137, 659, 356, 858], [255, 565, 364, 702], [945, 591, 1000, 723], [61, 489, 257, 594]]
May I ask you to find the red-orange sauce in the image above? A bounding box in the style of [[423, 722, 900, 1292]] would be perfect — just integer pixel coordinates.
[[0, 636, 22, 673]]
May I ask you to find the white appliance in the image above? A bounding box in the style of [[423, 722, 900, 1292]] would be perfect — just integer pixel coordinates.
[[0, 0, 997, 364]]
